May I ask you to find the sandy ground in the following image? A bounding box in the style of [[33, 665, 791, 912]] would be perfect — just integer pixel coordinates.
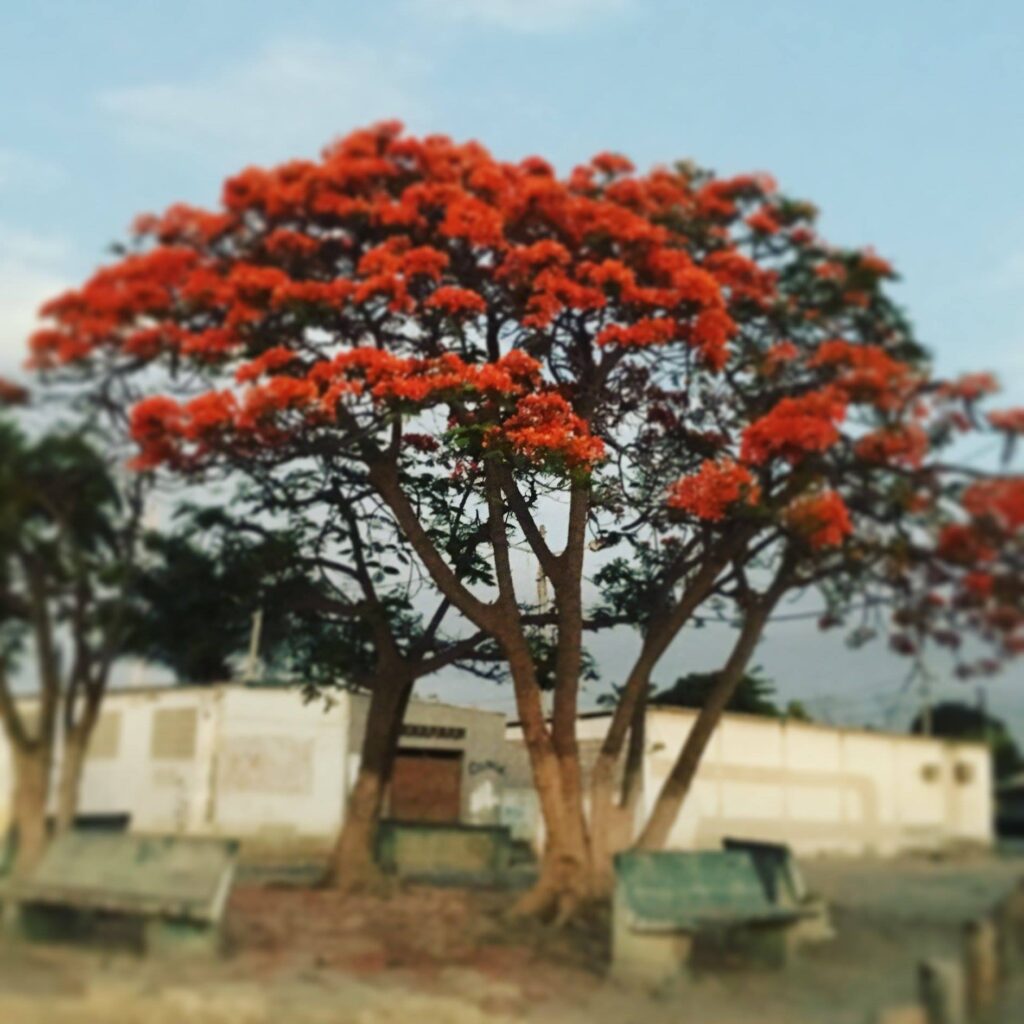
[[1, 850, 1023, 1023]]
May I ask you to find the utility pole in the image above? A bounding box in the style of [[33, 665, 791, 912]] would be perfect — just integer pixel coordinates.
[[918, 661, 934, 737], [535, 528, 554, 719], [242, 608, 264, 683]]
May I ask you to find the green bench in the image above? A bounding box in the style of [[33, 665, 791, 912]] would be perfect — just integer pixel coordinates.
[[375, 820, 512, 885], [722, 837, 833, 943], [611, 850, 807, 984], [2, 832, 239, 957]]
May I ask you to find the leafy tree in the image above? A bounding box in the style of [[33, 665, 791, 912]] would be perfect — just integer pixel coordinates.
[[126, 507, 374, 686], [29, 123, 1023, 918], [653, 667, 781, 717], [911, 700, 1023, 781], [134, 485, 499, 888], [0, 417, 145, 873]]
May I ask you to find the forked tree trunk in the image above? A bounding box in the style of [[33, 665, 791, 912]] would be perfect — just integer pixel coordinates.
[[327, 678, 413, 891], [11, 746, 51, 877], [635, 601, 773, 850]]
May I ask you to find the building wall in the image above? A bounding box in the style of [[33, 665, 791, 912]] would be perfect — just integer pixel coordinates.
[[505, 709, 993, 856], [0, 685, 507, 855], [345, 692, 507, 826]]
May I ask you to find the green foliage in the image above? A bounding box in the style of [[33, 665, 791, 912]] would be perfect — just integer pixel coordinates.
[[125, 506, 383, 687], [911, 700, 1023, 781], [0, 417, 130, 675], [652, 666, 787, 718], [525, 629, 600, 692]]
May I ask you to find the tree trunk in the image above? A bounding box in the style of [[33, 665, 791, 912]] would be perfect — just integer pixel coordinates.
[[635, 600, 773, 850], [587, 688, 648, 895], [11, 746, 51, 877], [54, 727, 89, 835], [327, 678, 413, 891], [504, 635, 590, 922]]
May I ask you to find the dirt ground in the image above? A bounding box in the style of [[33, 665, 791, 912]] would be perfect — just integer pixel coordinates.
[[2, 850, 1024, 1024]]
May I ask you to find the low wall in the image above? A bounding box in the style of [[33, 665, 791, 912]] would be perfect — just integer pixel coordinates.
[[503, 710, 993, 857]]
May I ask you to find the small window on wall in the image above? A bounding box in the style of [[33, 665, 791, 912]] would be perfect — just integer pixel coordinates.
[[150, 707, 198, 760], [954, 762, 975, 785], [920, 763, 941, 783]]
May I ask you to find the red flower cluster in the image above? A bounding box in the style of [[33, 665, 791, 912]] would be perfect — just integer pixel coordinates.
[[937, 373, 1000, 403], [740, 390, 847, 465], [425, 285, 487, 316], [666, 459, 761, 521], [0, 377, 28, 406], [784, 491, 853, 549], [809, 340, 917, 408], [989, 408, 1024, 434], [490, 392, 605, 470], [128, 348, 547, 469], [936, 524, 996, 566], [854, 424, 929, 468], [962, 478, 1024, 532]]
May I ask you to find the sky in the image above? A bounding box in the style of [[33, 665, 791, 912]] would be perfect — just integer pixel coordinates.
[[1, 0, 1023, 735]]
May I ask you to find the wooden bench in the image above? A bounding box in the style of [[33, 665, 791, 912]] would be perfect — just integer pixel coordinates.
[[611, 850, 806, 984], [2, 832, 239, 957], [722, 837, 834, 943]]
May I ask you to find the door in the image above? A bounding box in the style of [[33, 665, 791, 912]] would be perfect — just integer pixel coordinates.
[[389, 749, 462, 823]]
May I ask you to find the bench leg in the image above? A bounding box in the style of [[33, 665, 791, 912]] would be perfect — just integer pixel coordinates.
[[8, 902, 89, 943], [144, 917, 221, 959], [733, 922, 793, 969], [611, 927, 694, 986], [610, 886, 693, 986]]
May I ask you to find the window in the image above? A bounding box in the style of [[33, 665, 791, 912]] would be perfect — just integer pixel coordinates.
[[150, 707, 198, 760]]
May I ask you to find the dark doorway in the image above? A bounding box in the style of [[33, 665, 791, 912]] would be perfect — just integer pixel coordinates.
[[388, 748, 462, 823]]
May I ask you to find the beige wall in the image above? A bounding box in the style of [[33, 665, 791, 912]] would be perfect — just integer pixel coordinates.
[[0, 685, 508, 852], [505, 709, 993, 856]]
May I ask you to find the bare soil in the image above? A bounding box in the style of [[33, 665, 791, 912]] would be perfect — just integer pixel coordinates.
[[1, 850, 1023, 1023]]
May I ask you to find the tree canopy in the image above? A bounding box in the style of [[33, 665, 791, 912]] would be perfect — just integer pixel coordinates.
[[27, 122, 1024, 915]]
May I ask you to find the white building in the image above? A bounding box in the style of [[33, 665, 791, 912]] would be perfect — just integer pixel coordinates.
[[1, 687, 993, 861], [503, 708, 994, 856], [0, 683, 507, 857]]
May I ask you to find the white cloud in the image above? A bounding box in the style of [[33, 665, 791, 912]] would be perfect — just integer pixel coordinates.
[[0, 227, 70, 379], [407, 0, 629, 33], [98, 39, 430, 163]]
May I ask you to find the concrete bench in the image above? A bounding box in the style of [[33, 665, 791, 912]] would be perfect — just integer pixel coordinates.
[[2, 832, 239, 957], [375, 820, 512, 885], [611, 850, 806, 983], [722, 837, 834, 943]]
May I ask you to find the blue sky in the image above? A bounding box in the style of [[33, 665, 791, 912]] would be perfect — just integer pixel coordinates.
[[2, 0, 1022, 730]]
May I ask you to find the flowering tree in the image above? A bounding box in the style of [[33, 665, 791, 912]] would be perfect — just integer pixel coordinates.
[[30, 123, 1022, 916]]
